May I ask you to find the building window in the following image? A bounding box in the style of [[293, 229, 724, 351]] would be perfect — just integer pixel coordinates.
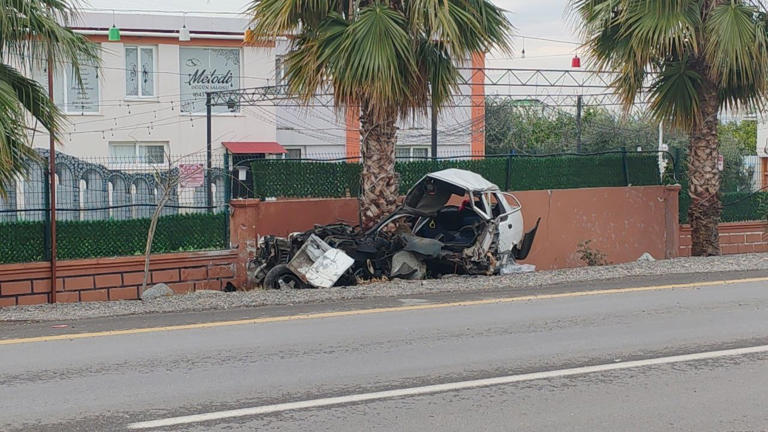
[[125, 46, 156, 97], [269, 148, 302, 160], [285, 148, 302, 159], [179, 47, 241, 113], [109, 142, 168, 164], [34, 56, 100, 114], [396, 147, 429, 160]]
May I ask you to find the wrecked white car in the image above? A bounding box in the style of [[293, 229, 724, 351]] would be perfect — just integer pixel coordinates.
[[250, 168, 539, 289]]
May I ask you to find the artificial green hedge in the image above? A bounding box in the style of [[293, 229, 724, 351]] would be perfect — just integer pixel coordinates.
[[0, 212, 226, 264], [0, 220, 46, 263], [252, 153, 661, 199], [672, 153, 767, 223], [252, 161, 361, 199], [679, 191, 768, 224]]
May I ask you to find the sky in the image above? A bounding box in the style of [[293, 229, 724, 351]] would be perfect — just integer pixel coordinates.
[[84, 0, 581, 70]]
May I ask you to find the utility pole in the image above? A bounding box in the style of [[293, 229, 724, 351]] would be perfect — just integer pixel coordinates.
[[47, 54, 57, 304], [658, 121, 666, 181], [576, 95, 583, 153], [431, 102, 437, 159], [205, 92, 213, 213]]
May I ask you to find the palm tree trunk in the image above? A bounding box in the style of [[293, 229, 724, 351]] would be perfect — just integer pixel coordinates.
[[687, 77, 721, 256], [359, 103, 399, 230]]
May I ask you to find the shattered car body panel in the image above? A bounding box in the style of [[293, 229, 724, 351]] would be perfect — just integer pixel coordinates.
[[287, 234, 355, 288], [250, 169, 539, 288]]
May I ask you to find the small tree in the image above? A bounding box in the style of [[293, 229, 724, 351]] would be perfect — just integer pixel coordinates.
[[140, 157, 213, 293]]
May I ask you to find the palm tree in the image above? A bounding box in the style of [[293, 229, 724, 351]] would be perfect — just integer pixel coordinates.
[[571, 0, 768, 256], [247, 0, 512, 228], [0, 0, 98, 196]]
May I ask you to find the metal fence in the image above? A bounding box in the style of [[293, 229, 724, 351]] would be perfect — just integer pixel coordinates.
[[0, 150, 230, 264], [246, 150, 668, 200], [669, 149, 767, 223]]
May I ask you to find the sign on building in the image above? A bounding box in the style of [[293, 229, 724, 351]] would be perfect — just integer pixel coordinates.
[[34, 56, 100, 114], [179, 48, 241, 113], [179, 163, 205, 188]]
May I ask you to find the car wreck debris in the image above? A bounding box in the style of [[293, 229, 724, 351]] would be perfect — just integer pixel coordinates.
[[250, 169, 540, 289]]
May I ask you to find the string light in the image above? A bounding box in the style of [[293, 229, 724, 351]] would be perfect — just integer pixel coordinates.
[[179, 13, 191, 42]]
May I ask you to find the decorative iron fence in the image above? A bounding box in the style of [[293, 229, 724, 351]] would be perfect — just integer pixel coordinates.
[[0, 150, 229, 264]]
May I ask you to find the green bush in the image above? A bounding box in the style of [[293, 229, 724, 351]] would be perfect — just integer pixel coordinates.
[[0, 212, 226, 264], [253, 153, 661, 198]]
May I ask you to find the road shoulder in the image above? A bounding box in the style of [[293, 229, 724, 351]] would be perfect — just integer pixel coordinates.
[[2, 268, 766, 341]]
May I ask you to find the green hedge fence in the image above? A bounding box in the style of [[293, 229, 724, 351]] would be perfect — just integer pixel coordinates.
[[679, 191, 768, 224], [252, 153, 662, 199], [0, 213, 226, 265]]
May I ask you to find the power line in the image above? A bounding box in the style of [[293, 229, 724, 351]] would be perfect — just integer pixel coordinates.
[[78, 7, 248, 17], [513, 34, 581, 46]]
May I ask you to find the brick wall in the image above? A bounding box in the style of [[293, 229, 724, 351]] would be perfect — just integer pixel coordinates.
[[0, 250, 237, 307], [679, 221, 768, 256]]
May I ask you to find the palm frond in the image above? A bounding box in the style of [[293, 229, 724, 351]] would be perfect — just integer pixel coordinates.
[[283, 15, 348, 102], [0, 0, 99, 81], [704, 1, 768, 111], [0, 79, 38, 198], [452, 0, 513, 55], [406, 0, 512, 58], [619, 0, 700, 63], [330, 2, 417, 122], [246, 0, 337, 42], [0, 0, 98, 196], [647, 56, 702, 130], [571, 0, 768, 126], [249, 0, 511, 122], [0, 62, 60, 134], [415, 39, 459, 114]]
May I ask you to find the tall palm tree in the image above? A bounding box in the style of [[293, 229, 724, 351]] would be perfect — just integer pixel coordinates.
[[0, 0, 97, 196], [247, 0, 512, 228], [571, 0, 768, 256]]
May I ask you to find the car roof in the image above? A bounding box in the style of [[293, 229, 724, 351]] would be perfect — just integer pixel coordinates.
[[422, 168, 499, 192]]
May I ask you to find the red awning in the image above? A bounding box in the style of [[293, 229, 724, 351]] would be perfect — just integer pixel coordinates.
[[222, 141, 286, 154]]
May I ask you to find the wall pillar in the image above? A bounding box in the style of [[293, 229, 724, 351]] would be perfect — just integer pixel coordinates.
[[345, 107, 361, 161], [470, 52, 486, 157]]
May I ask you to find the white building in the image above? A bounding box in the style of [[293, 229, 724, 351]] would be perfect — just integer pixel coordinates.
[[26, 11, 482, 162], [28, 11, 275, 163]]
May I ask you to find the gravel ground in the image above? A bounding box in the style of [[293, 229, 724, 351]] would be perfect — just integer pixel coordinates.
[[2, 253, 768, 322]]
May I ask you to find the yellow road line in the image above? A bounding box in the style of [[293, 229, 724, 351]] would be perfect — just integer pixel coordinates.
[[2, 276, 767, 346]]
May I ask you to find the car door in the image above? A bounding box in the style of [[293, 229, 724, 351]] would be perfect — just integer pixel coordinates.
[[494, 191, 523, 253]]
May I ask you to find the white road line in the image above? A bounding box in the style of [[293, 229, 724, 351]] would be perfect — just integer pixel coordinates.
[[127, 343, 768, 430]]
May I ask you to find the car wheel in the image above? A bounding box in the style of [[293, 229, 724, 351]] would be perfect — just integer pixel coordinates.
[[263, 264, 308, 289]]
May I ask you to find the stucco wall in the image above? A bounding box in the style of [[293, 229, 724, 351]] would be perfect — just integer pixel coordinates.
[[229, 185, 681, 277], [514, 186, 680, 269]]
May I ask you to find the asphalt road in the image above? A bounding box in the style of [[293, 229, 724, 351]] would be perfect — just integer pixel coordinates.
[[1, 272, 767, 431]]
